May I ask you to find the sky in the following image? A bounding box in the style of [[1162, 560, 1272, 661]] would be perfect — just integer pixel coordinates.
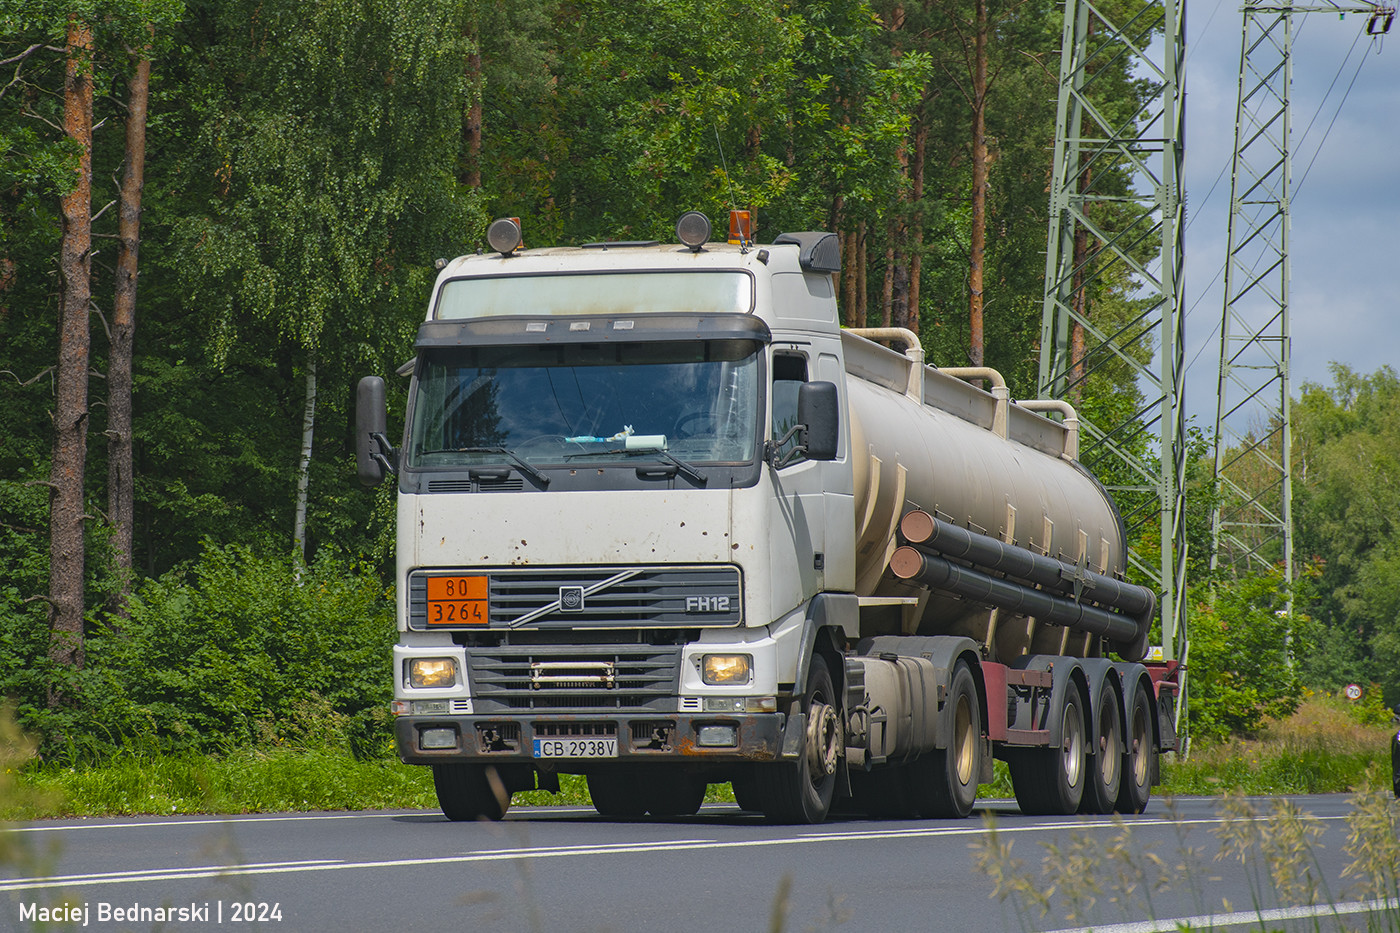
[[1176, 0, 1399, 429]]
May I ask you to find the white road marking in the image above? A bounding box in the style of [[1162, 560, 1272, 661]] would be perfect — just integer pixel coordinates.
[[1043, 898, 1400, 933]]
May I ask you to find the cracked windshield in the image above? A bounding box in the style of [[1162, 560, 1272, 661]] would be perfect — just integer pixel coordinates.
[[408, 339, 761, 468]]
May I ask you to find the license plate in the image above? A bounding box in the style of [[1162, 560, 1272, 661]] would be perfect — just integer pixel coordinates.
[[532, 737, 618, 758], [426, 575, 488, 625]]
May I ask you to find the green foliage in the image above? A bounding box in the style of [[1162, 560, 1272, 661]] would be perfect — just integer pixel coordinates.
[[97, 540, 396, 758], [1348, 682, 1394, 728], [173, 0, 481, 361], [1187, 570, 1308, 741], [1, 539, 394, 765], [1293, 365, 1400, 707]]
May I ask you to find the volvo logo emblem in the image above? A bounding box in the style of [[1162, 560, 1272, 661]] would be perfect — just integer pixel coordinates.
[[559, 586, 585, 612]]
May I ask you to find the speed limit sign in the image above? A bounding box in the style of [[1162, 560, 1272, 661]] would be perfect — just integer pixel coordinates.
[[1344, 684, 1363, 700]]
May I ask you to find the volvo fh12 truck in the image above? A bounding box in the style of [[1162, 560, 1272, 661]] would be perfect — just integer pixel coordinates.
[[356, 211, 1180, 824]]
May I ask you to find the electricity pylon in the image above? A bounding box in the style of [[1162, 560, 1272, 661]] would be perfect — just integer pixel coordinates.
[[1210, 0, 1393, 586], [1040, 0, 1188, 684]]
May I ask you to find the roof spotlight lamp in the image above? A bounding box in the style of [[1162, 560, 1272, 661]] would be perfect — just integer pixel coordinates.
[[486, 217, 523, 256], [675, 211, 712, 251]]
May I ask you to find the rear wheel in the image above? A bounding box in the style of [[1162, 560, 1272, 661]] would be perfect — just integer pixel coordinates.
[[1011, 686, 1086, 815], [433, 764, 510, 821], [1115, 685, 1155, 814], [1080, 682, 1124, 814], [755, 656, 840, 824]]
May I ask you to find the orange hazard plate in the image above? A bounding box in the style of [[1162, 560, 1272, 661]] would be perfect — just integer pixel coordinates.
[[426, 575, 488, 625]]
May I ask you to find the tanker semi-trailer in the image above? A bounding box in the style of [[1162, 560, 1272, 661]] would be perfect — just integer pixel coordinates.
[[355, 212, 1180, 824]]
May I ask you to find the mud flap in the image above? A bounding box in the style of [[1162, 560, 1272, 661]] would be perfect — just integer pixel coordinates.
[[780, 711, 804, 760]]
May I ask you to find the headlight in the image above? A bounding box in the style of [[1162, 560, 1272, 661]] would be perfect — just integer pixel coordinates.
[[408, 657, 458, 688], [701, 653, 752, 685]]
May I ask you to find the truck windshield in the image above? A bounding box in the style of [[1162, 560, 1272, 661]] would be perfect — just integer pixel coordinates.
[[407, 339, 761, 468]]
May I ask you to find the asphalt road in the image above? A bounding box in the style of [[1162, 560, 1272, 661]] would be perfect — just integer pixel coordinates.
[[3, 795, 1396, 933]]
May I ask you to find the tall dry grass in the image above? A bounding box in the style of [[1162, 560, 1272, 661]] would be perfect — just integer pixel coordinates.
[[1164, 692, 1396, 795]]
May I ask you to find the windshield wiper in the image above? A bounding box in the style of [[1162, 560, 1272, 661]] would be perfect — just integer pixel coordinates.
[[564, 447, 707, 485], [650, 449, 708, 485], [450, 447, 551, 487]]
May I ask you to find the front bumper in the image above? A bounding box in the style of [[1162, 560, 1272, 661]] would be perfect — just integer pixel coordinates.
[[395, 711, 786, 766]]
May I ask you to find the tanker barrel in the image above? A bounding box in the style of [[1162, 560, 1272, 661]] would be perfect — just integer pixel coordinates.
[[889, 544, 1150, 658], [899, 510, 1155, 619]]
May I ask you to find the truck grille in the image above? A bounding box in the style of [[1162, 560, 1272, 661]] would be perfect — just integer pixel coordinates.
[[408, 565, 742, 630], [466, 644, 682, 711]]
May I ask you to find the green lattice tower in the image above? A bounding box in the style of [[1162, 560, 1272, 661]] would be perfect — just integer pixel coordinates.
[[1210, 1, 1392, 593], [1040, 0, 1188, 703]]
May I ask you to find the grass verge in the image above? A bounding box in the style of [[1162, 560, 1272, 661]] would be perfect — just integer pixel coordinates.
[[1, 750, 745, 819]]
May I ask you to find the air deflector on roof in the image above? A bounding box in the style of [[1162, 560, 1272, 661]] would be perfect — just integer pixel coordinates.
[[773, 232, 840, 274]]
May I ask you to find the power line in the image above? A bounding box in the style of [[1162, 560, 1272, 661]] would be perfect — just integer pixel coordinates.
[[1295, 28, 1376, 195]]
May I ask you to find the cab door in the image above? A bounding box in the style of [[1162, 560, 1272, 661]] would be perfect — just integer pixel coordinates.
[[768, 347, 826, 609]]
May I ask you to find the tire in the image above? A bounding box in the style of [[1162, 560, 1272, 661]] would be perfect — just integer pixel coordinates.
[[433, 764, 510, 821], [914, 662, 983, 818], [1080, 681, 1124, 814], [1116, 685, 1155, 814], [586, 771, 648, 817], [646, 774, 706, 817], [1011, 685, 1087, 816], [754, 656, 841, 824], [730, 769, 767, 813]]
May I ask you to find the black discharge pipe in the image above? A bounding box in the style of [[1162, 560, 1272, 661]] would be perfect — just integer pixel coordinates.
[[889, 543, 1153, 662], [900, 510, 1155, 617]]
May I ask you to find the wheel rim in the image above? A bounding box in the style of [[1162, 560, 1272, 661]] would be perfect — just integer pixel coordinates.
[[806, 701, 840, 780], [952, 694, 976, 785], [1129, 700, 1150, 787], [1098, 696, 1121, 787], [1062, 702, 1084, 787]]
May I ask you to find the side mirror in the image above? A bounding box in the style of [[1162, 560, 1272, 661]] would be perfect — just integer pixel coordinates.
[[797, 381, 840, 461], [356, 376, 395, 487]]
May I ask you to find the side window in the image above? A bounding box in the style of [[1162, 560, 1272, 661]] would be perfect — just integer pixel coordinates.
[[771, 353, 809, 462]]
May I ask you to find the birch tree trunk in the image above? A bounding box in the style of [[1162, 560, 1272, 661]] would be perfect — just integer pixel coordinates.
[[293, 351, 317, 566], [49, 15, 95, 681]]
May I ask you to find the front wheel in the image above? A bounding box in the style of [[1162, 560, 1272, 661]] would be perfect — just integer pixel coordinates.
[[433, 764, 510, 821], [587, 771, 648, 817], [645, 773, 706, 817], [754, 656, 841, 823]]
